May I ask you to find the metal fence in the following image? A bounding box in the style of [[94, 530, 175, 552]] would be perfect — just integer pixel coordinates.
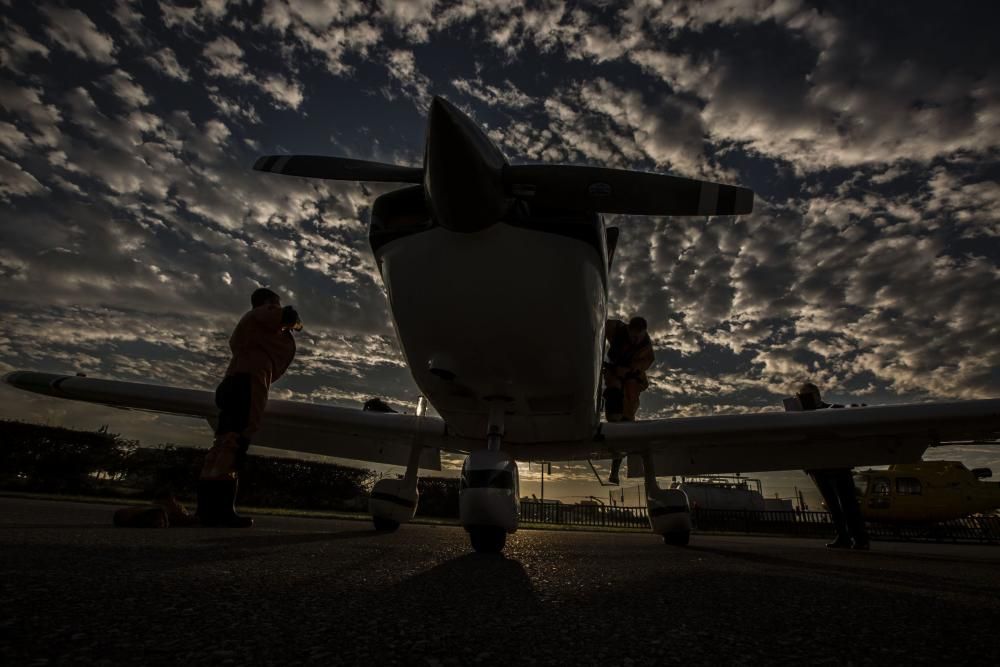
[[692, 508, 1000, 544], [520, 502, 649, 528], [518, 502, 1000, 543]]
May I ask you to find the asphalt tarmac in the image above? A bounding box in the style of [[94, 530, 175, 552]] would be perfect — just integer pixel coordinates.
[[1, 497, 998, 666]]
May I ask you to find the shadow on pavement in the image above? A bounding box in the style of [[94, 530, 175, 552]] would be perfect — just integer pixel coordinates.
[[389, 552, 541, 613], [198, 528, 383, 549]]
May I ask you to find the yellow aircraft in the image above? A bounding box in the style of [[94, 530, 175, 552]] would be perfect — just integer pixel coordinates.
[[854, 461, 1000, 522]]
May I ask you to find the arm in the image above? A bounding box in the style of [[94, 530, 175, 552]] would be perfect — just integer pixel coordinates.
[[630, 342, 655, 373], [270, 331, 296, 383], [249, 304, 284, 330], [605, 319, 623, 343]]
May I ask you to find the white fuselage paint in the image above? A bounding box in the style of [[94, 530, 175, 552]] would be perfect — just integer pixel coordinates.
[[375, 223, 608, 445]]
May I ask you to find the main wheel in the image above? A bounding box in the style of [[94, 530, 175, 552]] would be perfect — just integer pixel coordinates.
[[469, 526, 506, 553], [662, 530, 690, 546], [373, 517, 400, 532]]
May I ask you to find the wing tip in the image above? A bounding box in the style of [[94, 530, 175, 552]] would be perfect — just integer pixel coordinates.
[[2, 370, 64, 395]]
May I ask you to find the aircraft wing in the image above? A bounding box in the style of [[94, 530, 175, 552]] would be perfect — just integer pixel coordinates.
[[598, 400, 1000, 478], [2, 371, 458, 470]]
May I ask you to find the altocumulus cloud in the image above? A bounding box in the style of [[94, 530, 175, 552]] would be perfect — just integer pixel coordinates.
[[0, 1, 997, 497]]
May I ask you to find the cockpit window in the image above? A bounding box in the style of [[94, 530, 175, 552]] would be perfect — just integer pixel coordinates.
[[896, 477, 922, 495], [853, 474, 870, 496], [871, 477, 891, 496]]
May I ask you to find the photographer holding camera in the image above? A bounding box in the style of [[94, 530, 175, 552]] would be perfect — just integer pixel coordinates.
[[197, 287, 302, 527]]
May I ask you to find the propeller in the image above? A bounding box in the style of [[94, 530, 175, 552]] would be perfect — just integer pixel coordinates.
[[252, 155, 422, 183], [252, 96, 754, 231], [503, 164, 753, 216]]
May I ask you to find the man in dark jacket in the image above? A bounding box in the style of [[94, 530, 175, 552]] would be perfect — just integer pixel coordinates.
[[797, 382, 870, 550], [197, 287, 300, 527], [604, 316, 655, 484]]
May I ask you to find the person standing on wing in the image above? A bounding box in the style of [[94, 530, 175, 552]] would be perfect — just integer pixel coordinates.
[[198, 287, 301, 527], [603, 316, 655, 485], [795, 382, 870, 550]]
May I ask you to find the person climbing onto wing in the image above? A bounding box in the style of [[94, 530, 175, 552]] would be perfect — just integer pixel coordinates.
[[603, 316, 654, 485]]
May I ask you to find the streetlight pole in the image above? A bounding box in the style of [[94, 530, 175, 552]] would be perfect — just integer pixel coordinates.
[[540, 462, 545, 505]]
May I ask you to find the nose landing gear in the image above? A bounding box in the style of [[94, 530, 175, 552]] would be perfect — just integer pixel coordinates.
[[460, 402, 520, 553]]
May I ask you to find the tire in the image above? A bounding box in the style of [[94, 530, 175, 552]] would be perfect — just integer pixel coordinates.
[[662, 530, 690, 546], [373, 517, 400, 532], [468, 526, 507, 553]]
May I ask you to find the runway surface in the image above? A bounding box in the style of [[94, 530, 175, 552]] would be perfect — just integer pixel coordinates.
[[2, 497, 998, 665]]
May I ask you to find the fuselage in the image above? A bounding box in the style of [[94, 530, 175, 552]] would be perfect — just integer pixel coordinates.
[[370, 187, 610, 445]]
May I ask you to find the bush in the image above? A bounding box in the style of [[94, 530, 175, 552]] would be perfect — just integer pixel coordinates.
[[0, 420, 461, 516], [0, 420, 134, 493]]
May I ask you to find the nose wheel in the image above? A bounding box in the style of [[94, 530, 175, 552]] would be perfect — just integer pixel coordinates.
[[373, 517, 401, 532], [662, 530, 690, 546], [459, 402, 519, 553], [468, 525, 507, 553]]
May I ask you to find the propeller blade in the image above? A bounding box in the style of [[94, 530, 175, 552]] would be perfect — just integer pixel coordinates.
[[253, 155, 423, 183], [504, 165, 754, 216]]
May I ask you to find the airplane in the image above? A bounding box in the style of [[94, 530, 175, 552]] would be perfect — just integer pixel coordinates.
[[5, 96, 1000, 553], [855, 461, 1000, 523]]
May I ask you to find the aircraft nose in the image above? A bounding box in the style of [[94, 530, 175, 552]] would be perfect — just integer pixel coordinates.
[[423, 96, 510, 233]]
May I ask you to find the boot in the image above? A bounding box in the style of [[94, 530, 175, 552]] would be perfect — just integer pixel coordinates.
[[608, 457, 623, 486], [826, 534, 852, 549], [197, 479, 253, 528], [201, 433, 241, 480], [156, 493, 200, 526]]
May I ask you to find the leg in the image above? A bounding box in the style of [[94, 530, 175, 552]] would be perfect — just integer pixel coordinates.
[[808, 469, 850, 548], [198, 375, 254, 527], [833, 469, 870, 550], [603, 370, 624, 422], [622, 378, 642, 421], [608, 457, 623, 486], [606, 379, 644, 484]]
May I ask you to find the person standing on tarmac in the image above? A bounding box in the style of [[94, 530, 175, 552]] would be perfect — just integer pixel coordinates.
[[604, 316, 655, 485], [197, 287, 301, 527], [796, 382, 871, 550]]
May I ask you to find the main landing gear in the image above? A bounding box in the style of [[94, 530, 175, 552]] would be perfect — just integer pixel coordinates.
[[368, 398, 427, 532], [640, 450, 692, 546], [459, 403, 520, 554]]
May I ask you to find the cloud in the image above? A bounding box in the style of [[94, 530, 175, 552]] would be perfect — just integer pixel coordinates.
[[203, 36, 247, 79], [111, 0, 147, 45], [260, 75, 305, 110], [146, 47, 190, 82], [41, 6, 116, 64], [202, 36, 306, 110], [383, 49, 432, 108], [102, 69, 151, 108], [0, 155, 45, 200], [260, 0, 380, 76], [0, 19, 50, 72], [0, 121, 31, 156], [378, 0, 439, 43], [0, 82, 62, 148], [451, 77, 533, 109]]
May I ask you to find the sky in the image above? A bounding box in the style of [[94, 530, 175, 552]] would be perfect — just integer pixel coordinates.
[[1, 0, 999, 504]]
